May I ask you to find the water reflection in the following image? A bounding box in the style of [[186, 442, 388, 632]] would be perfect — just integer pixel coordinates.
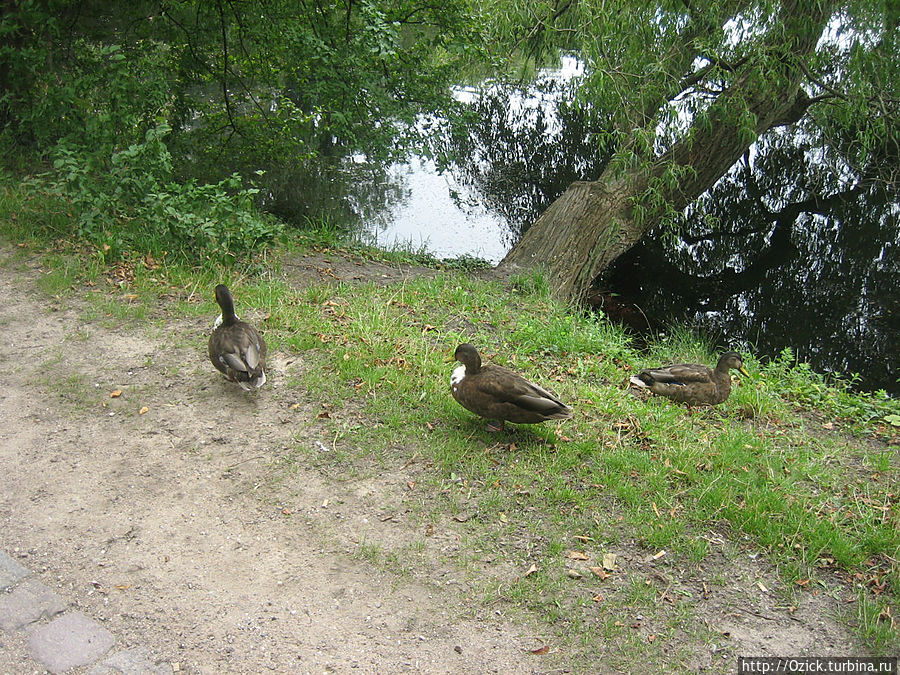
[[599, 133, 899, 393]]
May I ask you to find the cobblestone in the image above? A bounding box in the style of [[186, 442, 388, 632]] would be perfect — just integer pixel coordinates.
[[0, 550, 171, 674], [0, 578, 66, 632]]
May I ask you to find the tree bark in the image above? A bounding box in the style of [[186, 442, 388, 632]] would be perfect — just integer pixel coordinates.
[[499, 1, 835, 302]]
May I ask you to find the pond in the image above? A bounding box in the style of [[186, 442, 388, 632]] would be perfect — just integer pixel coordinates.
[[266, 58, 899, 395]]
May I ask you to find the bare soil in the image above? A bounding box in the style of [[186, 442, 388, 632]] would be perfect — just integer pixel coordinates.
[[0, 246, 874, 673]]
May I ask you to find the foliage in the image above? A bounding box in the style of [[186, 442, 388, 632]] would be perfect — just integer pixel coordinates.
[[761, 348, 900, 429], [25, 123, 281, 263]]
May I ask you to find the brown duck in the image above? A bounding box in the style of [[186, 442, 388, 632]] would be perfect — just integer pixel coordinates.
[[449, 343, 573, 431], [208, 284, 267, 390], [630, 351, 750, 406]]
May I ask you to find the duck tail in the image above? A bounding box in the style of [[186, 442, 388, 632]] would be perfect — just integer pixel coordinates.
[[630, 375, 649, 388]]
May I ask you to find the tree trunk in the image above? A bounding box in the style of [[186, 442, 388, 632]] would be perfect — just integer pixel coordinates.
[[499, 1, 833, 302], [498, 173, 650, 301]]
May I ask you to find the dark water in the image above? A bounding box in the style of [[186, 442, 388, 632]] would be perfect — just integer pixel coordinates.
[[263, 59, 899, 394]]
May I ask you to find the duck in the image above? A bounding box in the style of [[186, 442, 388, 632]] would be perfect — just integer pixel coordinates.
[[208, 284, 267, 390], [629, 351, 750, 406], [449, 343, 573, 431]]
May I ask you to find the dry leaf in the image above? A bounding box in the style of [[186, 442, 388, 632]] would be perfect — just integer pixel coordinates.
[[592, 593, 604, 603], [589, 566, 610, 580], [109, 390, 123, 398], [406, 481, 415, 490], [499, 513, 508, 523], [602, 553, 617, 571], [281, 508, 292, 515], [652, 550, 666, 560], [139, 406, 149, 415], [114, 584, 131, 590], [757, 581, 769, 593], [530, 646, 549, 655], [648, 635, 656, 643], [795, 578, 810, 587], [567, 550, 589, 560], [566, 569, 583, 579], [524, 563, 538, 577]]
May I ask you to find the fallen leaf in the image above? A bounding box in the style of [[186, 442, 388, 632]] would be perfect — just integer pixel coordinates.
[[407, 481, 415, 490], [567, 550, 589, 560], [648, 635, 656, 643], [602, 553, 617, 571], [139, 406, 149, 415], [574, 535, 593, 542], [652, 550, 666, 560], [499, 513, 508, 523], [524, 563, 538, 577], [757, 581, 769, 593], [823, 422, 834, 430], [530, 646, 549, 655], [281, 508, 292, 515], [614, 620, 624, 626], [114, 584, 131, 591], [425, 523, 435, 536], [592, 593, 604, 603], [631, 622, 642, 629], [109, 390, 123, 398], [795, 578, 810, 587], [566, 569, 583, 579], [589, 566, 610, 579]]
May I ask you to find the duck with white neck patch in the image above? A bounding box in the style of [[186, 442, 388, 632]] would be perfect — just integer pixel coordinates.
[[449, 343, 572, 432]]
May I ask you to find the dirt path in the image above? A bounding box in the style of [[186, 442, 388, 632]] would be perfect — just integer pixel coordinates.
[[0, 250, 552, 674]]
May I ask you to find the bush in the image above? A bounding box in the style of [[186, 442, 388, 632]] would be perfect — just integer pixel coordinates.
[[36, 123, 282, 263]]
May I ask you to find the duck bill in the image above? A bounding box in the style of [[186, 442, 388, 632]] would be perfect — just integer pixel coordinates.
[[738, 365, 750, 377]]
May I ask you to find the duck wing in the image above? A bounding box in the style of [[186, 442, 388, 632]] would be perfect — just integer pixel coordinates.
[[641, 363, 713, 385], [479, 366, 570, 413]]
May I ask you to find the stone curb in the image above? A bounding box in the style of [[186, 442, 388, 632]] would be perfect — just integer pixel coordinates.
[[0, 549, 172, 674]]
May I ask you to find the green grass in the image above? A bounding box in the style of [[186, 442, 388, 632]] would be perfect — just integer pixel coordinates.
[[2, 175, 898, 661]]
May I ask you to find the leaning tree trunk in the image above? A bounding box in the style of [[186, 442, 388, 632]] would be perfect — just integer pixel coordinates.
[[499, 1, 834, 302], [498, 172, 651, 301]]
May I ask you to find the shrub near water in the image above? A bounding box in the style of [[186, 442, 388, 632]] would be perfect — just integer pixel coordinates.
[[37, 123, 282, 264]]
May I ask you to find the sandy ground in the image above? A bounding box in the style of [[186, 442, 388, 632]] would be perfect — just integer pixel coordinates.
[[0, 246, 878, 673]]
